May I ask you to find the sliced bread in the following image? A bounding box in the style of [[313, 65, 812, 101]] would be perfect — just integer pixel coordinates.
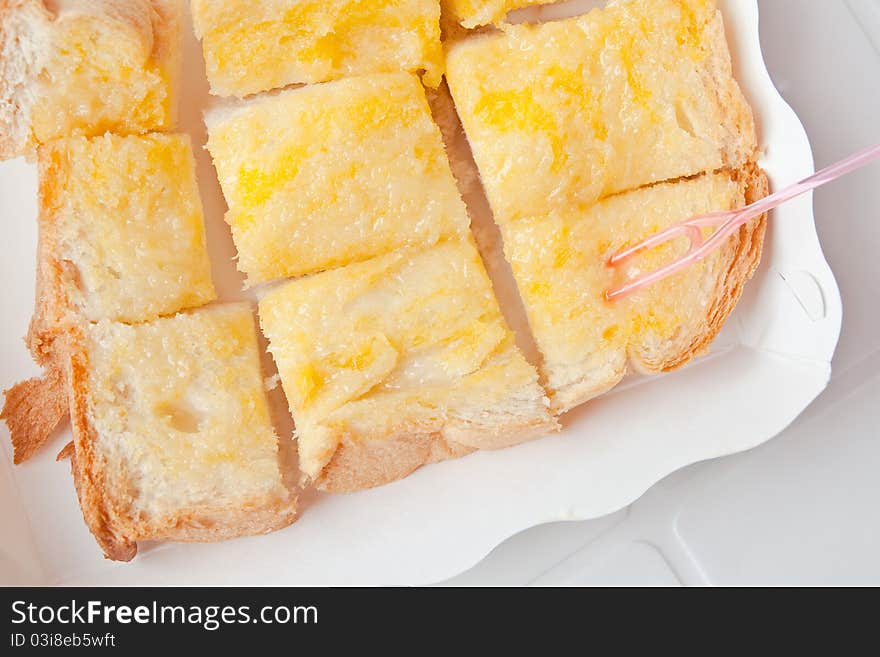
[[258, 239, 558, 492], [504, 165, 768, 413], [205, 72, 471, 286], [445, 0, 757, 225], [191, 0, 443, 97], [68, 303, 296, 561]]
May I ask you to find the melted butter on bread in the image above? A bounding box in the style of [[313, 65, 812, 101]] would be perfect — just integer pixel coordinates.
[[207, 72, 471, 285], [192, 0, 442, 96], [259, 240, 556, 486], [446, 0, 755, 225]]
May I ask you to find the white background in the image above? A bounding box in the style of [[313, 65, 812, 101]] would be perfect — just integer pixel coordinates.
[[444, 0, 880, 586]]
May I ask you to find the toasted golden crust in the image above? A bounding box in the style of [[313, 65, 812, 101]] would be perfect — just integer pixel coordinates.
[[316, 414, 554, 493], [317, 432, 441, 493], [702, 7, 758, 171], [0, 357, 68, 464], [27, 141, 69, 365], [56, 439, 73, 461], [4, 150, 74, 460], [68, 349, 137, 561]]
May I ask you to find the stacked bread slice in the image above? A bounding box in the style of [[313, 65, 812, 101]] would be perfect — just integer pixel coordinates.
[[205, 72, 472, 285], [259, 241, 553, 491], [446, 0, 768, 412], [1, 2, 296, 560]]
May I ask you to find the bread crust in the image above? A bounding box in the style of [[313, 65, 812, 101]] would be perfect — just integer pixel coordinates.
[[27, 140, 70, 364], [67, 337, 297, 561], [2, 140, 84, 463], [2, 138, 75, 455], [0, 356, 68, 464], [704, 9, 759, 168], [67, 346, 136, 561], [316, 413, 557, 493]]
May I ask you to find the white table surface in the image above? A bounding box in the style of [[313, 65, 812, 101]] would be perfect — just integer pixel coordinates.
[[442, 0, 880, 586]]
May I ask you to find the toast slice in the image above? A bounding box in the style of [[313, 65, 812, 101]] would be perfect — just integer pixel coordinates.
[[443, 0, 555, 28], [0, 0, 181, 159], [445, 0, 757, 226], [504, 165, 768, 413], [68, 303, 297, 561], [206, 72, 471, 286], [191, 0, 443, 97], [258, 239, 558, 492], [2, 132, 215, 464], [29, 132, 216, 363]]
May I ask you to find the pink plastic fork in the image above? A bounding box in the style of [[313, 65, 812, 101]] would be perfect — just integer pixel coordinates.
[[605, 143, 880, 301]]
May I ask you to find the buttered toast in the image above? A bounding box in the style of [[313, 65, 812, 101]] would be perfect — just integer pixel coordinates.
[[206, 72, 471, 285], [191, 0, 443, 97], [1, 0, 774, 565], [0, 0, 182, 159], [446, 0, 757, 226], [505, 165, 767, 412], [259, 240, 558, 492], [68, 304, 296, 561]]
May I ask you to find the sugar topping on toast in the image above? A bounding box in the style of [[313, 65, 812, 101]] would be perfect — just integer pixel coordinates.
[[192, 0, 443, 97]]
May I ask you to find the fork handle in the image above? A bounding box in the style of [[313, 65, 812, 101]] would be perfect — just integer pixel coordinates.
[[747, 143, 880, 218]]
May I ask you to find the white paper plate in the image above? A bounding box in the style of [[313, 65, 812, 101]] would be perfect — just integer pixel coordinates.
[[0, 0, 841, 585]]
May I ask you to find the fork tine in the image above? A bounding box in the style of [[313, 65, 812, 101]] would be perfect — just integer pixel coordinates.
[[607, 209, 734, 266], [605, 209, 752, 301], [607, 222, 691, 266]]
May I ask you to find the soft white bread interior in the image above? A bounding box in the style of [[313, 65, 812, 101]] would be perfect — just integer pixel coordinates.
[[2, 132, 216, 464], [503, 164, 768, 413], [205, 72, 471, 286], [445, 0, 757, 227], [191, 0, 443, 97], [0, 0, 181, 159], [442, 0, 555, 28], [68, 303, 297, 561], [259, 239, 558, 493]]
